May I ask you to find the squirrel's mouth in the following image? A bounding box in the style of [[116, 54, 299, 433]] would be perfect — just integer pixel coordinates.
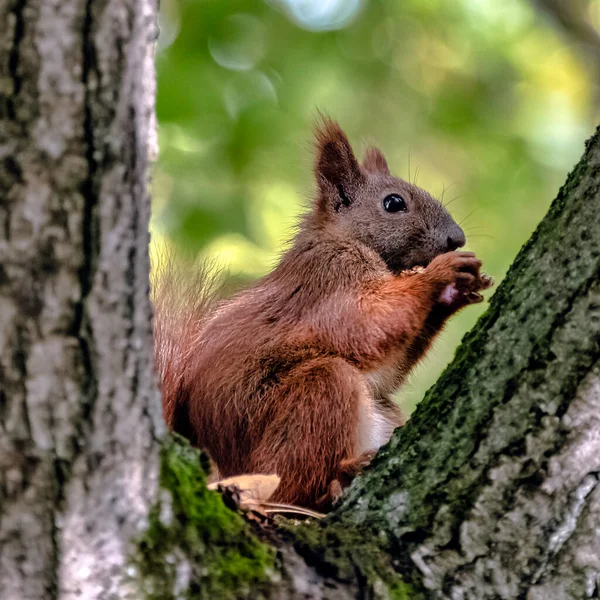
[[384, 248, 442, 274], [409, 247, 457, 271], [404, 256, 433, 271], [389, 257, 428, 275], [413, 258, 431, 268]]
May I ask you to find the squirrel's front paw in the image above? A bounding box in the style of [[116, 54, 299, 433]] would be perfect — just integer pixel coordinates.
[[440, 271, 494, 306], [426, 251, 493, 306]]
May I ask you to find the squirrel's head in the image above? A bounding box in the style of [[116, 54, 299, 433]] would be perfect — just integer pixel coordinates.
[[311, 118, 465, 273]]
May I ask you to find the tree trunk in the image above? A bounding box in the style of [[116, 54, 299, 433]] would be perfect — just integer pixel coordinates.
[[0, 1, 162, 598], [1, 1, 600, 598], [332, 127, 600, 599]]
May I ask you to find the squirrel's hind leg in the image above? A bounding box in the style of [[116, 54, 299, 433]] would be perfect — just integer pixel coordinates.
[[248, 357, 367, 510]]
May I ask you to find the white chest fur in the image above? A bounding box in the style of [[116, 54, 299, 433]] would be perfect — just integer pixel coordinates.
[[355, 374, 400, 455]]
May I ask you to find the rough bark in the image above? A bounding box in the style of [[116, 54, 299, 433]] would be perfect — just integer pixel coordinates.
[[0, 1, 162, 598], [331, 127, 600, 598]]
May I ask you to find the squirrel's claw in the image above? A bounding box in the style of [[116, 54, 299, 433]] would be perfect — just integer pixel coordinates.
[[466, 291, 484, 304], [480, 273, 494, 290]]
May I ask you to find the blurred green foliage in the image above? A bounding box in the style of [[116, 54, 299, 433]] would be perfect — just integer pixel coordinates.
[[154, 0, 599, 412]]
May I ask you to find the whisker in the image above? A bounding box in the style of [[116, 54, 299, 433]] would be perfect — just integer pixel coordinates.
[[458, 207, 480, 227], [443, 194, 463, 209], [439, 182, 458, 204]]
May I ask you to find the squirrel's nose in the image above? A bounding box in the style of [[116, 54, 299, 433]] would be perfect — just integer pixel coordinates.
[[446, 226, 466, 251]]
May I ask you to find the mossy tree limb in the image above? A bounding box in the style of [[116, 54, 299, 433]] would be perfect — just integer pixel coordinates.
[[134, 436, 279, 600], [333, 127, 600, 599]]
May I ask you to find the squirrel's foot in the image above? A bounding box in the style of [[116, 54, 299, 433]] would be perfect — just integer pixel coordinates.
[[335, 450, 376, 488], [321, 451, 376, 508]]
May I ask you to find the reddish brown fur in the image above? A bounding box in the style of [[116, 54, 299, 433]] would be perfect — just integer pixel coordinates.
[[154, 118, 489, 510], [362, 147, 391, 175]]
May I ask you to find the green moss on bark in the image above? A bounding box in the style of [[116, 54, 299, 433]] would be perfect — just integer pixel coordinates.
[[281, 518, 425, 599], [132, 434, 277, 599], [131, 435, 424, 598]]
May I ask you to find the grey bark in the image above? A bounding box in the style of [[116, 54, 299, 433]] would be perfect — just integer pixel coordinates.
[[0, 1, 162, 598], [333, 128, 600, 598]]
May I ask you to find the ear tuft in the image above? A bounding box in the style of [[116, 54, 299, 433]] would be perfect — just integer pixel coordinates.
[[362, 147, 390, 175], [313, 116, 363, 210]]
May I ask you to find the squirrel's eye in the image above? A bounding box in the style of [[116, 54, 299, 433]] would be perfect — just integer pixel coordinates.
[[383, 194, 407, 213]]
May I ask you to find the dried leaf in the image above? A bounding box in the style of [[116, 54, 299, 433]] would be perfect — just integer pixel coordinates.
[[208, 473, 281, 507], [207, 473, 325, 518]]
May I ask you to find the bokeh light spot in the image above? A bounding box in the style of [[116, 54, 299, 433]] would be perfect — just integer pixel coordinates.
[[271, 0, 364, 32], [224, 71, 278, 118], [208, 13, 266, 71]]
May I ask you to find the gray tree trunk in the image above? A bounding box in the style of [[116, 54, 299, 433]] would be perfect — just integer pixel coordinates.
[[332, 127, 600, 599], [1, 1, 600, 598], [0, 1, 162, 598]]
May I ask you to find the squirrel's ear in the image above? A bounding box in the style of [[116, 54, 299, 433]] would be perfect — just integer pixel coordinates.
[[362, 147, 390, 175], [314, 117, 364, 213]]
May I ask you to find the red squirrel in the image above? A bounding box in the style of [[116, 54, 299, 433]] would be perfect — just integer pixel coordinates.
[[154, 118, 492, 510]]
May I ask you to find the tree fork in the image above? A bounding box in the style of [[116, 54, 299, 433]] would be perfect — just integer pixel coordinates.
[[134, 128, 600, 599], [1, 0, 600, 596]]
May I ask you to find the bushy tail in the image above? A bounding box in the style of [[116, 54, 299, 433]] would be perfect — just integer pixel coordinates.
[[151, 250, 221, 438]]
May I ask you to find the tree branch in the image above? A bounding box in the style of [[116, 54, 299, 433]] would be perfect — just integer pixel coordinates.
[[333, 126, 600, 598], [532, 0, 600, 81]]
